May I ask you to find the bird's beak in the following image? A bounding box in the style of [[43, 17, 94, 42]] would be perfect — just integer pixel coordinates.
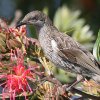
[[16, 21, 27, 28]]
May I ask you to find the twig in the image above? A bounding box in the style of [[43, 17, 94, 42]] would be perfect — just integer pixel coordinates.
[[40, 76, 100, 100]]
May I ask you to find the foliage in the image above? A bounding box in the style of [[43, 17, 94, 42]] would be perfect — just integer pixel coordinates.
[[0, 6, 100, 100], [53, 5, 95, 50], [93, 30, 100, 61]]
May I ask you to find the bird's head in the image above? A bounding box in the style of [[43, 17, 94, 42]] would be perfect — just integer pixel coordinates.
[[16, 11, 52, 29]]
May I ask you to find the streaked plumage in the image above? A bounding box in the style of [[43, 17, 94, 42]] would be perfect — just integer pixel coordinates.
[[16, 11, 100, 83]]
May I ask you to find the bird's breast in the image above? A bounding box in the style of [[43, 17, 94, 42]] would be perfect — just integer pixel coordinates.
[[38, 30, 53, 56]]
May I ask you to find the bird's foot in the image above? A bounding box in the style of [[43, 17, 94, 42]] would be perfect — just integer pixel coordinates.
[[65, 75, 83, 91], [65, 85, 74, 91]]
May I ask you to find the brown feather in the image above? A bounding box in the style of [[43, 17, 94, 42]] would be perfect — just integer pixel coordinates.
[[52, 32, 100, 75]]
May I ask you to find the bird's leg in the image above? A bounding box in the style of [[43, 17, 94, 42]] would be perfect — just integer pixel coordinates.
[[66, 74, 83, 91]]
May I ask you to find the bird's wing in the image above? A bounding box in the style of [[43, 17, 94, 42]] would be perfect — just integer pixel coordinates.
[[52, 32, 100, 75]]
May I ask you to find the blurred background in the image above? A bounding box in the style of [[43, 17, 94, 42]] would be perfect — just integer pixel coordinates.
[[0, 0, 100, 49], [0, 0, 100, 34], [0, 0, 100, 84]]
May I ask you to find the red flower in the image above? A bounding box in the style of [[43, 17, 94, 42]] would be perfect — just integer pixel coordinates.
[[9, 25, 26, 37], [7, 64, 32, 93], [1, 62, 36, 100]]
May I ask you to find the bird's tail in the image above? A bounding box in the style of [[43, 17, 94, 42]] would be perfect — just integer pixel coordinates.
[[92, 74, 100, 84]]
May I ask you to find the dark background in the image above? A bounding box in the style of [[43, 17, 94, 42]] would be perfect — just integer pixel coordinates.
[[0, 0, 100, 35]]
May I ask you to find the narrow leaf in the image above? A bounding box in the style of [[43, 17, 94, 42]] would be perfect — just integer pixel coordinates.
[[93, 30, 100, 61]]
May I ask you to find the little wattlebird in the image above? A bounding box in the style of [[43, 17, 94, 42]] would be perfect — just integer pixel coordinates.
[[16, 11, 100, 89]]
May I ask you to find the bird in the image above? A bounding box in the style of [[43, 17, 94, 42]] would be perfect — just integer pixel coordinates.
[[16, 10, 100, 87]]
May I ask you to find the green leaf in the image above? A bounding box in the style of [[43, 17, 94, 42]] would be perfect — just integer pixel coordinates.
[[28, 25, 38, 38], [93, 30, 100, 61]]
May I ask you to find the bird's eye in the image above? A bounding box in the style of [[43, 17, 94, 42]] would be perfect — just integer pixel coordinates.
[[33, 17, 38, 20], [40, 19, 44, 21], [29, 17, 38, 21]]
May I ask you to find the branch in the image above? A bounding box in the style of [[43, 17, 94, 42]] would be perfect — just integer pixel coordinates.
[[40, 76, 100, 100]]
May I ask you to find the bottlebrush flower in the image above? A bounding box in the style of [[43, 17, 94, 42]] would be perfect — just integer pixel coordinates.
[[9, 25, 26, 37], [0, 61, 36, 100]]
